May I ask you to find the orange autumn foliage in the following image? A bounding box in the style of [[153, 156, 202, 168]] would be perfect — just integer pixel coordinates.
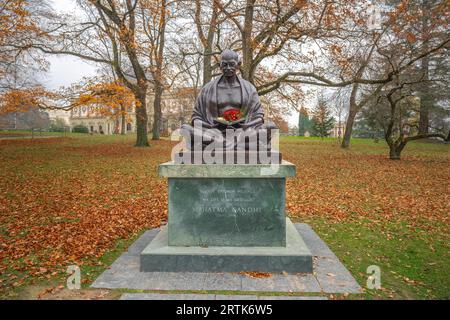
[[271, 115, 290, 133], [0, 0, 37, 51], [0, 0, 51, 79], [74, 81, 137, 119], [0, 87, 55, 114], [0, 137, 448, 294]]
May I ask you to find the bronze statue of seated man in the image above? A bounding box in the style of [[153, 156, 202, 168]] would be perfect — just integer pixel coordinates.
[[180, 49, 278, 152]]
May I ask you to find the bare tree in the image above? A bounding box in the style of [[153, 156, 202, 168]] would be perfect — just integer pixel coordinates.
[[370, 78, 447, 160], [139, 0, 171, 140], [30, 0, 173, 146], [329, 89, 349, 140]]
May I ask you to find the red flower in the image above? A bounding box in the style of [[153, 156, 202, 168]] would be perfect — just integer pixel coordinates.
[[223, 109, 241, 121]]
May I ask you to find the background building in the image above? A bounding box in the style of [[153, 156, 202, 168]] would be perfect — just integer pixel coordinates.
[[329, 122, 346, 138], [69, 88, 197, 136]]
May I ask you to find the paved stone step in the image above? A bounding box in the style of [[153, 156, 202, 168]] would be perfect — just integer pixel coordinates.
[[120, 293, 328, 300]]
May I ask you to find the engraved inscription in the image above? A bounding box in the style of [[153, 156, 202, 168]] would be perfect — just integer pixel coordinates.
[[199, 187, 254, 202], [198, 187, 263, 217], [199, 206, 262, 216]]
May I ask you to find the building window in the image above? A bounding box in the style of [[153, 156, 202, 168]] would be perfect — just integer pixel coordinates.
[[127, 123, 132, 131]]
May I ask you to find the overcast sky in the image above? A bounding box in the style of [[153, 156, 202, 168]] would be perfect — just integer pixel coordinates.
[[44, 0, 300, 126], [41, 1, 97, 90]]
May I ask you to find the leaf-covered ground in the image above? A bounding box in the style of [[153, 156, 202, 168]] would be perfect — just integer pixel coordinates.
[[0, 135, 448, 299], [282, 137, 449, 299]]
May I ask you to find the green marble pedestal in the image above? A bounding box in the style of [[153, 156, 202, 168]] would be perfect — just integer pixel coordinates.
[[140, 160, 313, 273]]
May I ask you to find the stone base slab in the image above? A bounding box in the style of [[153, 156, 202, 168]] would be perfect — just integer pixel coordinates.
[[140, 219, 312, 273], [120, 293, 328, 300], [91, 223, 362, 295]]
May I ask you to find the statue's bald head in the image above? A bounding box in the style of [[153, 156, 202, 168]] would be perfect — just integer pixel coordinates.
[[220, 49, 240, 77], [220, 49, 239, 62]]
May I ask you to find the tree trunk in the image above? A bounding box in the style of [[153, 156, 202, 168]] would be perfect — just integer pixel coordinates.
[[388, 139, 407, 160], [152, 83, 163, 140], [418, 54, 430, 134], [135, 90, 149, 147], [241, 0, 255, 82], [121, 103, 126, 135], [341, 82, 360, 149], [203, 44, 213, 85], [389, 145, 402, 160], [202, 4, 217, 85], [195, 0, 217, 85], [151, 0, 167, 140], [341, 105, 357, 148], [418, 0, 431, 134]]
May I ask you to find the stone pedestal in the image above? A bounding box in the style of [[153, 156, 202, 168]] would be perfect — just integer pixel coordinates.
[[141, 160, 313, 273]]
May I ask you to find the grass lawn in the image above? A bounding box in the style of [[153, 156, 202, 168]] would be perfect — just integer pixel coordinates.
[[0, 130, 67, 137], [0, 134, 448, 299]]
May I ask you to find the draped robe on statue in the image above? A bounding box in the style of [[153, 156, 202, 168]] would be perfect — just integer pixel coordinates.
[[181, 75, 277, 151]]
